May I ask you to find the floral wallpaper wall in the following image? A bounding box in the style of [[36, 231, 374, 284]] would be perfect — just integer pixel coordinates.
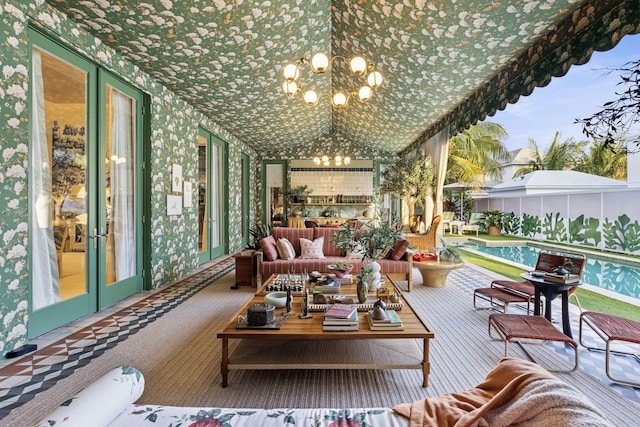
[[0, 0, 255, 355]]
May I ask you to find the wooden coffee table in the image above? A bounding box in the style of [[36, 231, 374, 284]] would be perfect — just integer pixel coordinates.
[[217, 274, 435, 387]]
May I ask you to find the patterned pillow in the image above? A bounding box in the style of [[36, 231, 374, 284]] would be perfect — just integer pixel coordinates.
[[390, 238, 410, 260], [259, 235, 278, 261], [276, 238, 296, 260], [299, 237, 325, 259]]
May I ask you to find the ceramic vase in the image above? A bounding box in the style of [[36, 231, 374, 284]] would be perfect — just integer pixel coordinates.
[[364, 260, 382, 291], [356, 279, 368, 303]]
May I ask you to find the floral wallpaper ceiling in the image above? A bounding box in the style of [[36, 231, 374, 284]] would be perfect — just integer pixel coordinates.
[[47, 0, 590, 154]]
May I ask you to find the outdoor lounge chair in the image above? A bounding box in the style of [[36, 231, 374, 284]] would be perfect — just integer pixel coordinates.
[[488, 313, 579, 372], [579, 311, 640, 387], [441, 211, 455, 233], [474, 249, 586, 315], [461, 212, 484, 236]]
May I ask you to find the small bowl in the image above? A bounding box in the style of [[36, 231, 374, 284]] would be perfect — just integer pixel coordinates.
[[328, 264, 353, 278], [264, 291, 290, 308]]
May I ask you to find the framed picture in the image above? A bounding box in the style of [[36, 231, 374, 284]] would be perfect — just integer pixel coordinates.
[[172, 164, 183, 193], [183, 181, 193, 207], [167, 194, 183, 216]]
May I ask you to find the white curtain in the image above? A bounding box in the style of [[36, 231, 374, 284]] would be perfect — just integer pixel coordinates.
[[211, 144, 221, 247], [31, 49, 60, 310], [424, 126, 450, 226], [111, 90, 136, 280]]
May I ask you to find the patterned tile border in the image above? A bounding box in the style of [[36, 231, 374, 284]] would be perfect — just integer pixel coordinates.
[[0, 257, 235, 419]]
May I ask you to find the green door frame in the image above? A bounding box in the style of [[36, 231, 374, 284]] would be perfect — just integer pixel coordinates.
[[198, 129, 228, 264], [240, 152, 250, 248], [28, 29, 98, 338], [97, 71, 146, 309], [261, 160, 288, 226]]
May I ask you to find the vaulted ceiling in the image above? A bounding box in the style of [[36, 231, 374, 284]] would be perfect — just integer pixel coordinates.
[[47, 1, 638, 156]]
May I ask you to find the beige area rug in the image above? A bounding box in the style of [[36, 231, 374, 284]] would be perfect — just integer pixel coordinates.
[[4, 272, 639, 426]]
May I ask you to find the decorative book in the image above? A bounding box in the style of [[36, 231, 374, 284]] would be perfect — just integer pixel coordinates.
[[324, 303, 357, 319], [543, 273, 580, 284]]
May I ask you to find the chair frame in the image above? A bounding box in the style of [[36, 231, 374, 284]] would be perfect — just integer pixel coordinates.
[[474, 249, 586, 315], [579, 311, 640, 387], [488, 313, 579, 372]]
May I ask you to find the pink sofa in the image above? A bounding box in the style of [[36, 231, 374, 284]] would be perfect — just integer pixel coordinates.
[[256, 227, 413, 288]]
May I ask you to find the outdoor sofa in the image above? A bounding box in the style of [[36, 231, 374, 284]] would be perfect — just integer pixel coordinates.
[[36, 358, 612, 427], [256, 226, 413, 287]]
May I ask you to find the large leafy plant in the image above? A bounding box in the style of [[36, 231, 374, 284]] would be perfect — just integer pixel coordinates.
[[332, 214, 403, 262]]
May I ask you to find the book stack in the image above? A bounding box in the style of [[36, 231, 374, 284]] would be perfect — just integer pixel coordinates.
[[366, 309, 404, 331], [323, 303, 359, 331], [314, 278, 341, 293], [543, 273, 580, 284]]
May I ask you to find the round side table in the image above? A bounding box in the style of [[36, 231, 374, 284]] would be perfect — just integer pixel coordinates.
[[414, 260, 464, 287]]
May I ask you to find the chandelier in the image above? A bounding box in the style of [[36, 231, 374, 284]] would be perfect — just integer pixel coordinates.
[[282, 53, 383, 108], [313, 155, 351, 166]]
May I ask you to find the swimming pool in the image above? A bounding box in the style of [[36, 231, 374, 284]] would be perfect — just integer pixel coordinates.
[[462, 243, 640, 302]]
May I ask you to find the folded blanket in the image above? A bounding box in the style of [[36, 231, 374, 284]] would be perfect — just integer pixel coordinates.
[[392, 357, 612, 427]]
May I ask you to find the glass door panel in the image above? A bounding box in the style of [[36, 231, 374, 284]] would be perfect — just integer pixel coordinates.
[[99, 74, 143, 308], [198, 132, 208, 259], [29, 38, 96, 337]]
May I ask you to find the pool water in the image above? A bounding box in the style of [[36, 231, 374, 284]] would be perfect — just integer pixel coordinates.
[[464, 244, 640, 301]]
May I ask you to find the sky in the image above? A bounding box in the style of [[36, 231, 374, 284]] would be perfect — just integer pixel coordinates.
[[483, 33, 640, 151]]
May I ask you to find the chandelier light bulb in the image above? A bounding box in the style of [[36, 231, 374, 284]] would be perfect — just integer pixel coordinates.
[[350, 56, 367, 75], [332, 92, 348, 108], [335, 155, 342, 162], [367, 70, 383, 88], [344, 156, 351, 165], [282, 81, 297, 96], [303, 90, 318, 106], [358, 86, 372, 102], [313, 157, 321, 165], [311, 53, 329, 73], [321, 155, 329, 162], [283, 63, 299, 82]]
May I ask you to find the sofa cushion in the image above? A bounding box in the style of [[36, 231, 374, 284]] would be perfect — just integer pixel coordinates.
[[272, 227, 313, 255], [390, 238, 410, 261], [276, 238, 296, 260], [313, 227, 343, 257], [299, 237, 325, 259], [259, 235, 279, 261]]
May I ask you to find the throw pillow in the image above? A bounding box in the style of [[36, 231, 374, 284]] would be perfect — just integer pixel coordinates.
[[259, 235, 278, 261], [390, 238, 410, 260], [276, 237, 296, 260], [299, 237, 325, 259]]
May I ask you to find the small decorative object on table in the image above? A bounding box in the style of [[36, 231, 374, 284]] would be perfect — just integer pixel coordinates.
[[327, 262, 354, 278]]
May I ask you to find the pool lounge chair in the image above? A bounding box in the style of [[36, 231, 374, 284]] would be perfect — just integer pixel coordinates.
[[461, 212, 484, 236]]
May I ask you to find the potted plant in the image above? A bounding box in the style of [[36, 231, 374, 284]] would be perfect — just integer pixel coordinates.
[[332, 211, 403, 292], [286, 185, 313, 216], [483, 210, 503, 236]]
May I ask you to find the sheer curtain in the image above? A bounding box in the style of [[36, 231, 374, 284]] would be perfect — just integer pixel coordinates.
[[111, 90, 136, 280], [31, 49, 60, 310], [424, 126, 450, 226]]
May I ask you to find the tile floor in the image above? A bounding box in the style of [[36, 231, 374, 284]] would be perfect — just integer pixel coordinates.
[[0, 257, 638, 421]]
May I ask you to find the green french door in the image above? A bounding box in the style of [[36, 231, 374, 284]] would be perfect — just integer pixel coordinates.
[[28, 31, 144, 337], [198, 129, 228, 264], [240, 153, 250, 248]]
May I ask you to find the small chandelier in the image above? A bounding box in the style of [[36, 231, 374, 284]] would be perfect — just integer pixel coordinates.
[[313, 155, 351, 166], [282, 53, 383, 108]]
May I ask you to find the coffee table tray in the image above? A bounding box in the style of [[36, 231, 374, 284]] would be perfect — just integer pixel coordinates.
[[236, 316, 286, 330], [307, 298, 404, 312]]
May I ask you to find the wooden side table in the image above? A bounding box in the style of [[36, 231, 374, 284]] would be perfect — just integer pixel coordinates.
[[233, 250, 258, 289]]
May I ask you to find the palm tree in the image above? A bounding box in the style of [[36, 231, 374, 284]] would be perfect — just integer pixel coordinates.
[[513, 132, 587, 178], [447, 122, 510, 188], [574, 138, 627, 180]]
